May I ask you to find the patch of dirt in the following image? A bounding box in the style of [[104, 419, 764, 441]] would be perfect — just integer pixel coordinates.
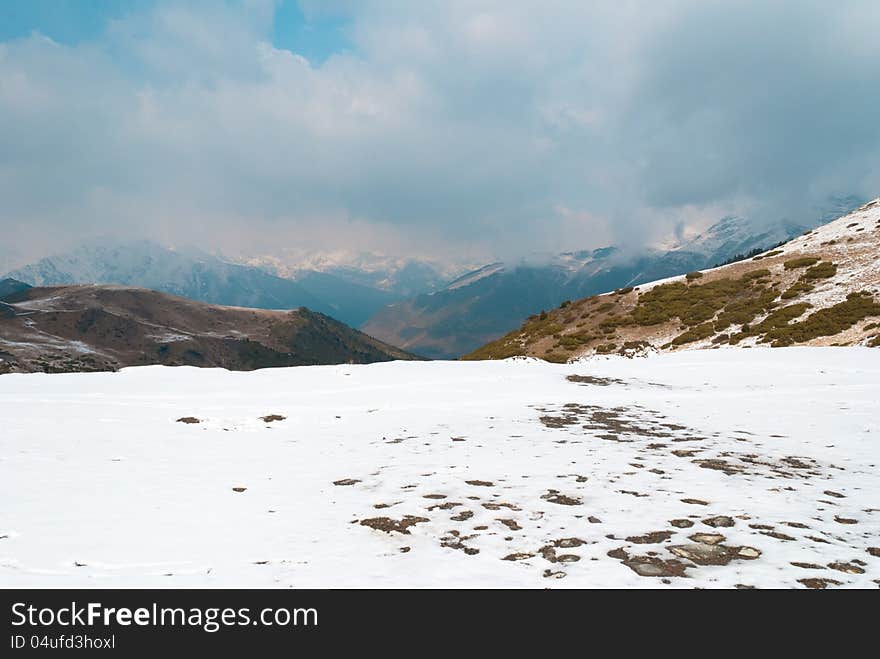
[[798, 578, 842, 589], [626, 531, 674, 544], [539, 413, 580, 428], [827, 561, 865, 574], [360, 516, 430, 535], [427, 501, 462, 511], [466, 480, 494, 487], [541, 490, 582, 506], [176, 417, 201, 424], [333, 478, 361, 486], [502, 552, 534, 561], [497, 518, 522, 531], [482, 502, 521, 511], [440, 531, 480, 555], [450, 510, 474, 521], [670, 519, 694, 528], [681, 498, 709, 506], [619, 490, 648, 497], [693, 459, 746, 475], [834, 516, 858, 524], [760, 530, 796, 541], [260, 414, 286, 423], [231, 487, 247, 493], [702, 516, 735, 528], [539, 542, 584, 564], [566, 374, 627, 386]]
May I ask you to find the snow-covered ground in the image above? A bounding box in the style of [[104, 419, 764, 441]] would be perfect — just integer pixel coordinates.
[[1, 348, 878, 588]]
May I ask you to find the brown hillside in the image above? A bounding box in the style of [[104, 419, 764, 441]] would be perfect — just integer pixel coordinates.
[[0, 284, 417, 374]]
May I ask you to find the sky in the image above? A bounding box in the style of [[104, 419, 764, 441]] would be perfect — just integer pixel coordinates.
[[1, 0, 879, 266]]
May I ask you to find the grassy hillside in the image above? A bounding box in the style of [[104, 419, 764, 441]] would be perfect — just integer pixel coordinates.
[[466, 199, 880, 361]]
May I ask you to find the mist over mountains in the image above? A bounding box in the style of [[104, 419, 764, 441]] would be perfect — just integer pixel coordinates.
[[4, 240, 430, 328], [4, 196, 864, 359], [363, 197, 864, 358]]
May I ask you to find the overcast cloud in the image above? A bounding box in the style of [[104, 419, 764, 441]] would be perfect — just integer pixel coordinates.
[[1, 0, 878, 263]]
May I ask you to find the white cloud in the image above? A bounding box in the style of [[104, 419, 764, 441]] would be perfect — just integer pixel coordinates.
[[0, 0, 878, 264]]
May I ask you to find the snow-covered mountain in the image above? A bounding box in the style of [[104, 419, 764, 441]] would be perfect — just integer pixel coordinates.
[[237, 250, 471, 299], [3, 240, 404, 327]]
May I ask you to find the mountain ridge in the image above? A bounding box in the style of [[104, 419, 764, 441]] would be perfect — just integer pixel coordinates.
[[0, 283, 417, 374]]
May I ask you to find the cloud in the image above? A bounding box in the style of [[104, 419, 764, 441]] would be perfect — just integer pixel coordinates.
[[1, 0, 878, 264]]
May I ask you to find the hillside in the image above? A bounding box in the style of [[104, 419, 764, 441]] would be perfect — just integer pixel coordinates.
[[467, 199, 880, 361], [364, 198, 863, 359], [0, 283, 416, 374]]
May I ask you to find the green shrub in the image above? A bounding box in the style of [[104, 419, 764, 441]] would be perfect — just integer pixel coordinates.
[[762, 292, 880, 346], [669, 322, 715, 346], [781, 281, 814, 299], [741, 269, 772, 281], [714, 288, 779, 330], [783, 256, 821, 270], [801, 261, 837, 280]]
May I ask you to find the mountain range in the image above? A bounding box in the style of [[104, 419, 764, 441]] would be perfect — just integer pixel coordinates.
[[4, 240, 412, 328], [363, 196, 864, 358], [4, 196, 864, 361]]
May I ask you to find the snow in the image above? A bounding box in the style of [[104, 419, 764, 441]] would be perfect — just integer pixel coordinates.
[[1, 348, 878, 588]]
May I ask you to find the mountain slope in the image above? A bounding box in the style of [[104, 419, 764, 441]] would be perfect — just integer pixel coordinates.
[[366, 199, 864, 359], [467, 199, 880, 361], [4, 241, 400, 327], [0, 278, 30, 300], [0, 284, 417, 374]]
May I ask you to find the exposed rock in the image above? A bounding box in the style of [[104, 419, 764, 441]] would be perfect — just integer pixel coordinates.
[[360, 516, 429, 535], [333, 478, 361, 486], [667, 543, 760, 566], [689, 533, 725, 545]]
